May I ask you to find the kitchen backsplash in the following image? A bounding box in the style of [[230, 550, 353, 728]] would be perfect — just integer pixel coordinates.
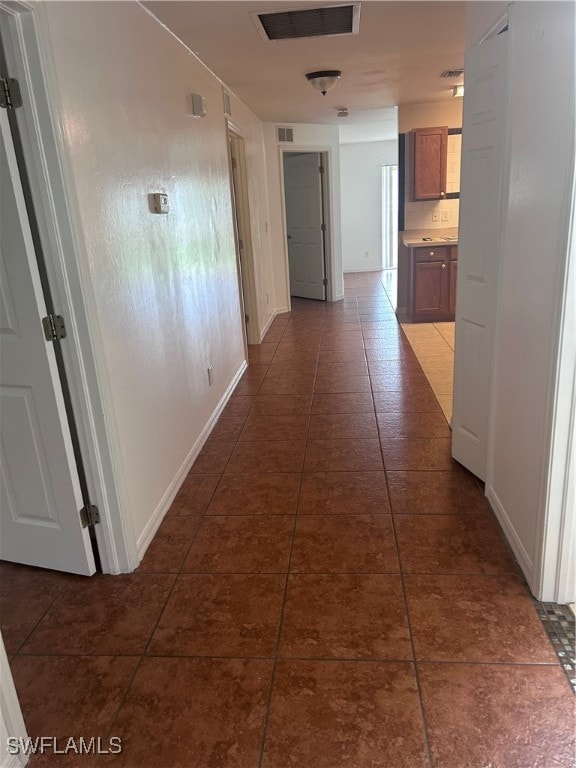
[[446, 133, 462, 194], [404, 198, 460, 230]]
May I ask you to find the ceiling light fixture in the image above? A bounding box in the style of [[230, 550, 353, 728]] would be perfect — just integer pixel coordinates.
[[337, 108, 349, 118], [453, 84, 464, 98], [306, 70, 342, 96]]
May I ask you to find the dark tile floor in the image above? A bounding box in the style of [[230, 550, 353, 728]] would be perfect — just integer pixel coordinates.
[[1, 272, 574, 767]]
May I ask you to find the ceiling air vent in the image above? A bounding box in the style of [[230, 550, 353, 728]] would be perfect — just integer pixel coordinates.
[[255, 4, 360, 41], [277, 127, 294, 143], [439, 69, 464, 79]]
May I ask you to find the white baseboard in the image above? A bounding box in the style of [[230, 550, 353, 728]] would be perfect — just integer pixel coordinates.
[[259, 307, 289, 341], [135, 360, 247, 559], [486, 484, 534, 588], [343, 266, 384, 273]]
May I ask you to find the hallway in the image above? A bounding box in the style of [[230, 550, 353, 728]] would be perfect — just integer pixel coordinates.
[[1, 271, 573, 767]]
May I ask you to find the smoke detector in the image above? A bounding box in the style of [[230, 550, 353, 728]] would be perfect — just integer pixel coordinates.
[[337, 108, 349, 118]]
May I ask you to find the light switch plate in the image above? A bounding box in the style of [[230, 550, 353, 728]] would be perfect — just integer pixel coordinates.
[[191, 93, 207, 118], [152, 193, 169, 214]]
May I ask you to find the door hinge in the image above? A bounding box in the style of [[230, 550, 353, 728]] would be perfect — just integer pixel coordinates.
[[321, 223, 326, 232], [42, 314, 67, 341], [0, 77, 22, 110], [238, 238, 244, 250], [319, 165, 324, 174], [245, 313, 249, 323], [79, 505, 100, 528], [322, 278, 328, 286], [231, 156, 237, 169]]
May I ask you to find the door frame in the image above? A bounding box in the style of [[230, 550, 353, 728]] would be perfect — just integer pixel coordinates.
[[466, 5, 575, 603], [278, 146, 334, 305], [1, 2, 136, 573], [532, 167, 575, 603], [227, 122, 259, 346], [0, 633, 28, 768]]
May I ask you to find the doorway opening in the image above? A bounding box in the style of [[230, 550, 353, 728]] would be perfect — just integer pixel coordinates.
[[381, 163, 399, 304], [282, 151, 329, 302], [228, 128, 259, 347], [0, 37, 99, 577]]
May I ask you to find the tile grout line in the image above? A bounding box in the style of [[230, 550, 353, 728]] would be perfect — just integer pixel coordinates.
[[101, 462, 216, 750], [255, 311, 317, 768], [369, 275, 436, 768], [13, 581, 70, 657], [101, 318, 292, 762], [12, 649, 566, 668]]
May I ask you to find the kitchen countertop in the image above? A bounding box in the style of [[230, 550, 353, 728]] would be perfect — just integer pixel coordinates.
[[401, 228, 458, 247]]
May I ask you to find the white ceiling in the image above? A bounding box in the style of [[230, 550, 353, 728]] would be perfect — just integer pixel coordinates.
[[144, 1, 467, 125], [338, 109, 398, 142]]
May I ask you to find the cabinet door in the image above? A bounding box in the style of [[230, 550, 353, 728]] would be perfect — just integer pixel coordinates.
[[413, 261, 447, 318], [449, 260, 457, 314], [411, 127, 448, 201]]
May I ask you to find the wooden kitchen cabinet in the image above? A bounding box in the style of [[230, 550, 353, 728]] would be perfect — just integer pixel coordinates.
[[409, 245, 457, 321], [411, 126, 448, 201]]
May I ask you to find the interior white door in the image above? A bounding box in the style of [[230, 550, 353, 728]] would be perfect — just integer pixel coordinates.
[[451, 28, 508, 481], [284, 153, 326, 300], [0, 109, 96, 575], [229, 136, 249, 353]]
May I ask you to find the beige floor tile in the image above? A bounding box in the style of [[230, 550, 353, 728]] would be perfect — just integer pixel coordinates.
[[434, 322, 455, 350], [426, 372, 454, 395], [402, 322, 455, 418], [435, 394, 453, 424]]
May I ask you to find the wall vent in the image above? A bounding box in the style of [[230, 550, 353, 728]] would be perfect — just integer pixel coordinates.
[[439, 69, 464, 79], [255, 4, 360, 41], [277, 127, 294, 143], [222, 88, 232, 117]]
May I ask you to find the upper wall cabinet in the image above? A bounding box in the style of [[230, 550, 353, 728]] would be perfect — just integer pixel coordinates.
[[410, 126, 448, 201]]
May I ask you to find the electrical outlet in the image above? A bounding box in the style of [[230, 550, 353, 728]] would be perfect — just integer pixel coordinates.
[[207, 366, 213, 386], [442, 209, 449, 222], [364, 251, 369, 259], [432, 211, 439, 222]]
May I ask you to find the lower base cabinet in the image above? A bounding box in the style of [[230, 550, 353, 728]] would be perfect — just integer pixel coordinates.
[[409, 245, 457, 321]]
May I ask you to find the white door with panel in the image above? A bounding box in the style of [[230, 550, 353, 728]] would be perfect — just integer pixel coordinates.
[[0, 109, 95, 575], [284, 152, 326, 300], [452, 28, 508, 481]]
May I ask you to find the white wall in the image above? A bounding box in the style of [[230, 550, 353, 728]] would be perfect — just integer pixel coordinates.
[[264, 122, 343, 305], [340, 140, 398, 272], [485, 2, 575, 599], [41, 1, 272, 560], [398, 100, 463, 134]]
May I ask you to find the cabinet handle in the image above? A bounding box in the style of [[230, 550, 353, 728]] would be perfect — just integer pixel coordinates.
[[429, 251, 434, 256], [441, 192, 445, 197], [441, 263, 446, 269]]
